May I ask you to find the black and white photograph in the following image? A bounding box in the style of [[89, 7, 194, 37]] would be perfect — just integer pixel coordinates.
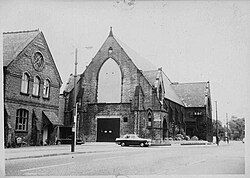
[[0, 0, 248, 177]]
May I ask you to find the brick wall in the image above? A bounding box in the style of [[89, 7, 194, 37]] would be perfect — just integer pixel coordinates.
[[4, 32, 61, 146]]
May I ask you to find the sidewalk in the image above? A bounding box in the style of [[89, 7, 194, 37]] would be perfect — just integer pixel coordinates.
[[5, 142, 117, 160]]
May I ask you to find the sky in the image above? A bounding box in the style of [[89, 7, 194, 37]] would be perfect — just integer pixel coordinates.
[[1, 0, 250, 124]]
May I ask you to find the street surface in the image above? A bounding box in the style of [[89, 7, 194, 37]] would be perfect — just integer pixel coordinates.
[[5, 141, 245, 176]]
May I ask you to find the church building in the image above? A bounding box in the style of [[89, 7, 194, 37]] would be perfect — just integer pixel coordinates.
[[3, 30, 63, 147], [63, 28, 213, 142]]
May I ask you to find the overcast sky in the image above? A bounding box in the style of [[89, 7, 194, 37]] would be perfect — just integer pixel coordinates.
[[1, 0, 250, 124]]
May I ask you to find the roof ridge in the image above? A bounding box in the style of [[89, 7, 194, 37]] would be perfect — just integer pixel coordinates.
[[161, 70, 173, 84], [3, 29, 39, 34]]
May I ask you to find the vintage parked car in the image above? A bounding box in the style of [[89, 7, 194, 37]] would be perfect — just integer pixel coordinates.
[[115, 134, 151, 147]]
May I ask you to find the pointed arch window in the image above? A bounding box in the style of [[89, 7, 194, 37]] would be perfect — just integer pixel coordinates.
[[16, 109, 28, 131], [21, 72, 30, 94], [33, 76, 40, 96], [43, 79, 50, 98], [148, 110, 152, 127], [97, 58, 121, 103]]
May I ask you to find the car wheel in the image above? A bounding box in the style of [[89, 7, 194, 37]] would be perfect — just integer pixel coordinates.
[[140, 142, 144, 147], [121, 142, 126, 147]]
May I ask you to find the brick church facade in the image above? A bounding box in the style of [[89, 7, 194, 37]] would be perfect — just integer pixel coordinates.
[[3, 30, 63, 147], [63, 28, 213, 142]]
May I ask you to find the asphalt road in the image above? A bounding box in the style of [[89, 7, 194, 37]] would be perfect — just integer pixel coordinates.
[[5, 141, 245, 176]]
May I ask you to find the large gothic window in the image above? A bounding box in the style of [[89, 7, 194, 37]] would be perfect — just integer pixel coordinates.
[[97, 58, 121, 103]]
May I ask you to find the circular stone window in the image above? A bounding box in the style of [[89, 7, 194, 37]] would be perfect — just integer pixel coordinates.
[[32, 52, 45, 71]]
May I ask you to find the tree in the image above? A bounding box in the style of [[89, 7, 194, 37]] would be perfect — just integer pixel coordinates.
[[212, 119, 225, 139], [229, 117, 245, 140]]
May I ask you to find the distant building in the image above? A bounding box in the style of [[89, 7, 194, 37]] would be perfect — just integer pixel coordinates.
[[3, 30, 63, 147], [62, 28, 213, 142]]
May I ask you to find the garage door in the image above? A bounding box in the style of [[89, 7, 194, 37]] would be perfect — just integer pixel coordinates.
[[97, 118, 120, 142]]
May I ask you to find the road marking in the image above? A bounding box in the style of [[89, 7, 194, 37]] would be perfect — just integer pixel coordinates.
[[188, 159, 206, 166], [93, 155, 126, 161], [20, 162, 74, 172]]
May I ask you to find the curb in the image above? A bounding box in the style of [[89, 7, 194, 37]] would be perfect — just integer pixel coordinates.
[[151, 144, 171, 146], [5, 150, 109, 161]]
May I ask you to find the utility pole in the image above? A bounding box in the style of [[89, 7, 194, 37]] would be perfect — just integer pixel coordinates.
[[71, 48, 78, 152], [215, 101, 219, 146]]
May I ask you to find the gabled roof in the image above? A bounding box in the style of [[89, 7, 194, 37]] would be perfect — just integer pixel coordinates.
[[3, 29, 63, 85], [114, 36, 156, 71], [3, 29, 40, 67], [142, 69, 184, 106], [171, 82, 208, 107]]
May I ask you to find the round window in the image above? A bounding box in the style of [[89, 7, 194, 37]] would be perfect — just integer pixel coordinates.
[[32, 52, 44, 71]]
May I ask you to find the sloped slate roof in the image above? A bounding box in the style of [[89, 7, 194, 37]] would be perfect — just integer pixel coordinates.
[[64, 74, 81, 93], [142, 70, 159, 87], [171, 82, 208, 107], [142, 70, 184, 106], [114, 36, 156, 71], [162, 72, 184, 106], [3, 30, 40, 66]]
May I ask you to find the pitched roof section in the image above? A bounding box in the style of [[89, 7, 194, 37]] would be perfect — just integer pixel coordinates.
[[161, 72, 184, 106], [114, 36, 156, 71], [171, 82, 208, 107], [142, 70, 159, 87], [142, 70, 184, 106], [64, 74, 81, 93], [3, 29, 40, 67]]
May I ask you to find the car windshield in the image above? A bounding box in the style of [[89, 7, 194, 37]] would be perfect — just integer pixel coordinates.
[[123, 134, 138, 139]]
